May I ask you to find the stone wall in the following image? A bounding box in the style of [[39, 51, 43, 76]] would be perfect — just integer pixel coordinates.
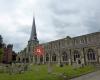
[[17, 32, 100, 66]]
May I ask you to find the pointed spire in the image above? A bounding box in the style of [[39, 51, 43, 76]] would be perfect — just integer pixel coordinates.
[[29, 16, 38, 41]]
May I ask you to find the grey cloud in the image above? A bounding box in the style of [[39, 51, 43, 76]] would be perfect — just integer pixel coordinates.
[[0, 0, 18, 13], [0, 0, 100, 52], [16, 25, 31, 35], [84, 12, 100, 32]]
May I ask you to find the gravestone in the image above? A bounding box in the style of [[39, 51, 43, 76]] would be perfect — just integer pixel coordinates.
[[48, 63, 53, 74]]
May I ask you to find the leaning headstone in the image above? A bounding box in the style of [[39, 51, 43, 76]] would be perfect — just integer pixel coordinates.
[[48, 63, 53, 74], [11, 63, 15, 74], [59, 63, 63, 67], [28, 63, 32, 71], [8, 64, 12, 75], [34, 65, 40, 75], [73, 63, 77, 69], [18, 64, 22, 74]]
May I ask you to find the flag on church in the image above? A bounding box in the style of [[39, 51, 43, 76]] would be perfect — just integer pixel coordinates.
[[34, 45, 44, 56]]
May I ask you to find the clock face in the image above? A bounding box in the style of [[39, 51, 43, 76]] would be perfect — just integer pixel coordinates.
[[34, 45, 44, 57]]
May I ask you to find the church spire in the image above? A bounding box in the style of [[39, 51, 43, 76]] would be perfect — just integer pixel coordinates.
[[29, 17, 38, 41]]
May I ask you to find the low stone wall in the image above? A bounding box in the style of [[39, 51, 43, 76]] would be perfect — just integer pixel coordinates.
[[0, 63, 30, 74]]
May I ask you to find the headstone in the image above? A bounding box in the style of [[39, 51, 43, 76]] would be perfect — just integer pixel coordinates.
[[48, 63, 52, 74], [68, 59, 71, 65], [60, 63, 63, 67]]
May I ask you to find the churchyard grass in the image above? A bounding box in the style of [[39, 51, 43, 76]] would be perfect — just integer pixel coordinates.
[[0, 64, 96, 80]]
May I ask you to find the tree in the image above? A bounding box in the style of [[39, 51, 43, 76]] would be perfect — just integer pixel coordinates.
[[0, 48, 4, 62]]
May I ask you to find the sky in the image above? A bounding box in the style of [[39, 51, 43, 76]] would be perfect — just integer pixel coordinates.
[[0, 0, 100, 52]]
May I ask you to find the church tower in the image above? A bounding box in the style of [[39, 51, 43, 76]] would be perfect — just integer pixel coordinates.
[[28, 17, 39, 63]]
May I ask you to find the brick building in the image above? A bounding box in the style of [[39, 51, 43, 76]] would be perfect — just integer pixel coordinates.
[[3, 44, 13, 63], [0, 35, 16, 63]]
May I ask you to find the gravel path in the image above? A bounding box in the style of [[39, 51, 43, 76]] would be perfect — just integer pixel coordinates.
[[71, 70, 100, 80]]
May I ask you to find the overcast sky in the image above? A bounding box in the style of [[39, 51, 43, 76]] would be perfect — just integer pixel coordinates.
[[0, 0, 100, 52]]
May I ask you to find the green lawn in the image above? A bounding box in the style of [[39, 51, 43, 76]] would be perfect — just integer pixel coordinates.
[[0, 64, 96, 80]]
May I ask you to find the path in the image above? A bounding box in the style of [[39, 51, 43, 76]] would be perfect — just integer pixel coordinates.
[[71, 70, 100, 80]]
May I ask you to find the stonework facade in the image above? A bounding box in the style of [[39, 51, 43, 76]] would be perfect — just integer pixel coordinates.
[[17, 17, 100, 66], [37, 32, 100, 65]]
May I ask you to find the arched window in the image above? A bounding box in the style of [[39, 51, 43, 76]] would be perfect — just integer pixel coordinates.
[[52, 53, 56, 61], [18, 58, 20, 62], [62, 52, 68, 61], [46, 53, 49, 61], [87, 49, 96, 60], [26, 58, 29, 63], [22, 58, 25, 62], [74, 50, 80, 61]]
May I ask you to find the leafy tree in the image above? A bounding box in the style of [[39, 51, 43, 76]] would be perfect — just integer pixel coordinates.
[[0, 48, 4, 62]]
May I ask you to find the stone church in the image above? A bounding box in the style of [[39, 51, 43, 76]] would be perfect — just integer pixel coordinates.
[[17, 17, 100, 66]]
